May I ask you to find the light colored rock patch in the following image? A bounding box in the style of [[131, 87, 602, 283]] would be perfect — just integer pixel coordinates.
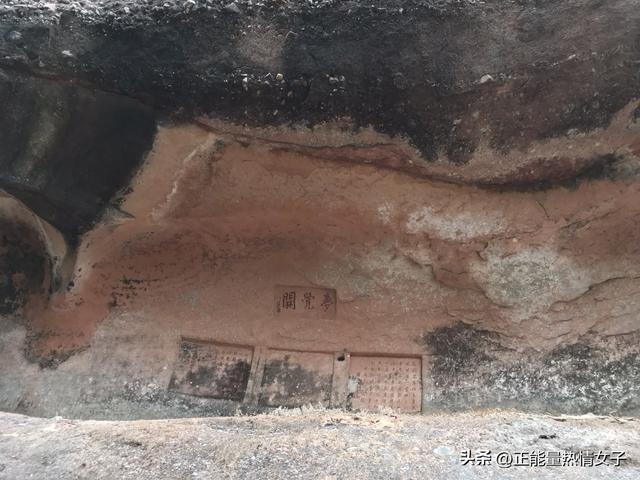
[[377, 203, 393, 225], [306, 256, 373, 302], [396, 242, 434, 267], [236, 25, 285, 71], [308, 248, 438, 307], [473, 247, 592, 316], [406, 206, 506, 241]]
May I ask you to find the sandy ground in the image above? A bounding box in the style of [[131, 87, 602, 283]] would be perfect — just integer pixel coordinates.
[[0, 409, 637, 480]]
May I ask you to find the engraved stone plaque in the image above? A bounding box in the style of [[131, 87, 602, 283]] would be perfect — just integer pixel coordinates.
[[169, 339, 253, 401], [259, 350, 334, 407], [348, 356, 422, 413], [274, 285, 337, 319]]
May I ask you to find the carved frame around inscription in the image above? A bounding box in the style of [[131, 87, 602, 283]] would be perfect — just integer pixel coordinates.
[[168, 337, 426, 414]]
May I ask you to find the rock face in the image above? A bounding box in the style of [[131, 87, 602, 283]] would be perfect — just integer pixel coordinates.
[[0, 1, 639, 418], [0, 74, 156, 242]]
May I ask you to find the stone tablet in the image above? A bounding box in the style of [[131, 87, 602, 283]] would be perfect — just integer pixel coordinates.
[[168, 339, 253, 401], [348, 356, 422, 413], [259, 350, 334, 407]]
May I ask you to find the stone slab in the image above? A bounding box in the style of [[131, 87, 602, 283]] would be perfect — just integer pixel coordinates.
[[259, 349, 334, 407], [348, 355, 422, 413], [168, 339, 253, 401]]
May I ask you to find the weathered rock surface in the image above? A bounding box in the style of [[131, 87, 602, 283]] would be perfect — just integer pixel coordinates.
[[0, 410, 638, 479], [0, 0, 639, 417]]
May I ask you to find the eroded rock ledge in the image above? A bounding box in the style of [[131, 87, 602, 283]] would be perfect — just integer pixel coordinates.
[[2, 1, 640, 234], [0, 1, 639, 417]]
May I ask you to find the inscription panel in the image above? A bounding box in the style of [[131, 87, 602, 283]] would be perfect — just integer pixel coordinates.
[[274, 285, 337, 319], [169, 339, 253, 401], [259, 350, 334, 408], [348, 356, 422, 413]]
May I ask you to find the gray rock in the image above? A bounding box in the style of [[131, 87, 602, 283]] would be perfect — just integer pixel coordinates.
[[224, 2, 241, 14], [5, 31, 21, 42]]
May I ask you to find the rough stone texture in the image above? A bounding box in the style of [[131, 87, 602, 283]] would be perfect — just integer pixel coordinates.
[[0, 1, 639, 418], [1, 0, 639, 229], [0, 216, 46, 316], [168, 340, 253, 401], [0, 410, 639, 479], [259, 351, 334, 408], [0, 74, 156, 242], [424, 325, 640, 415], [1, 1, 640, 198]]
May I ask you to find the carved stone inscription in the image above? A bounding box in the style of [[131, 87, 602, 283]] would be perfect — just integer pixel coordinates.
[[274, 285, 337, 319], [348, 356, 422, 413], [259, 350, 334, 408], [168, 339, 253, 401]]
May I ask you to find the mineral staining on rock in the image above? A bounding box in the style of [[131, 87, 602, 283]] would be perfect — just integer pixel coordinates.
[[406, 206, 508, 241], [0, 0, 639, 417]]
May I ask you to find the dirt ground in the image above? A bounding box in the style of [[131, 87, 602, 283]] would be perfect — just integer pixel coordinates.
[[0, 409, 637, 480]]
